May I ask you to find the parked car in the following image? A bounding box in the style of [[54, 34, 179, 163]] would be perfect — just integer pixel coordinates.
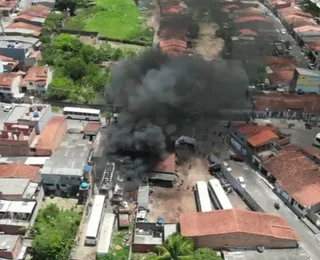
[[237, 176, 246, 189], [309, 63, 316, 70], [229, 154, 245, 162], [3, 105, 12, 112], [281, 29, 286, 34]]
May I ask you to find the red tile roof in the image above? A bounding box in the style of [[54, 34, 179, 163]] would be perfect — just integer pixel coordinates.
[[234, 16, 273, 23], [239, 28, 258, 36], [180, 209, 299, 241], [6, 22, 42, 37], [24, 66, 48, 82], [152, 153, 175, 173], [294, 25, 320, 33], [20, 4, 51, 18], [269, 62, 296, 72], [305, 42, 320, 51], [247, 129, 279, 147], [36, 116, 66, 151], [159, 39, 187, 48], [264, 57, 297, 66], [236, 124, 277, 137], [262, 149, 320, 207], [267, 71, 294, 85], [0, 163, 40, 181], [159, 1, 183, 15], [84, 122, 100, 133], [0, 73, 21, 87], [0, 0, 15, 8]]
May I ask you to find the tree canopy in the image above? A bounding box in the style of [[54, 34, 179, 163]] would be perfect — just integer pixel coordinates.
[[30, 204, 81, 260], [193, 248, 222, 260]]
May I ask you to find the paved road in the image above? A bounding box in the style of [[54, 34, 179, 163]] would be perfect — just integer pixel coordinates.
[[227, 159, 320, 260]]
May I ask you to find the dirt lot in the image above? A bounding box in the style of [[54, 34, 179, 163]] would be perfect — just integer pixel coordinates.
[[42, 196, 83, 212], [149, 147, 212, 222]]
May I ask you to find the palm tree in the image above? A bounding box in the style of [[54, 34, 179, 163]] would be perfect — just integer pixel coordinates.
[[150, 233, 194, 260]]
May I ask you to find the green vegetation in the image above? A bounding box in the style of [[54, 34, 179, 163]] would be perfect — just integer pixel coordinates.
[[30, 204, 82, 260], [145, 233, 222, 260], [41, 33, 138, 103], [43, 13, 64, 33], [243, 60, 267, 84], [98, 229, 130, 260], [64, 0, 153, 42]]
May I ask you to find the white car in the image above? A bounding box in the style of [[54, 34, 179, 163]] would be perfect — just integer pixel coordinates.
[[238, 176, 246, 189], [281, 29, 286, 34], [3, 105, 12, 112], [223, 161, 232, 173]]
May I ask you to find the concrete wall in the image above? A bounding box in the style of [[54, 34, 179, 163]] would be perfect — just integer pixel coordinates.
[[0, 236, 22, 260], [192, 232, 298, 250]]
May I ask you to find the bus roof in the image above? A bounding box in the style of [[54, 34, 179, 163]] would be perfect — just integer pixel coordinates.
[[63, 107, 101, 114], [86, 195, 106, 238], [196, 181, 212, 212], [208, 179, 233, 210]]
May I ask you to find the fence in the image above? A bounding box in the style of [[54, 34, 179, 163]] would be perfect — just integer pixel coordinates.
[[59, 29, 151, 46]]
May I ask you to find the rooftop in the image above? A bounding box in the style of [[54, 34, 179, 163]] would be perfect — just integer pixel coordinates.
[[40, 134, 91, 177], [152, 153, 175, 173], [24, 66, 48, 82], [267, 71, 294, 85], [0, 235, 20, 252], [0, 73, 20, 87], [236, 124, 277, 137], [180, 209, 298, 241], [84, 122, 100, 133], [5, 22, 42, 37], [159, 39, 187, 48], [0, 199, 36, 214], [294, 25, 320, 33], [239, 28, 257, 36], [295, 67, 320, 77], [0, 163, 40, 182], [5, 104, 49, 124], [0, 178, 30, 197], [247, 129, 279, 147], [19, 4, 51, 18], [234, 16, 273, 23], [264, 56, 297, 66], [262, 149, 320, 207]]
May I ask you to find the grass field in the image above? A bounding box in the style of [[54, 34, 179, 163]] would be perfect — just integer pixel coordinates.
[[64, 0, 153, 42]]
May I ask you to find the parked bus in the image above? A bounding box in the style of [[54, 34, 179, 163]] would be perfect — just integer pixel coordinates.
[[63, 107, 101, 121], [85, 195, 106, 245], [208, 179, 233, 210], [195, 181, 213, 212]]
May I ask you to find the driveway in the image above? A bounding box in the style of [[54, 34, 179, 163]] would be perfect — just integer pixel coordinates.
[[227, 159, 320, 260]]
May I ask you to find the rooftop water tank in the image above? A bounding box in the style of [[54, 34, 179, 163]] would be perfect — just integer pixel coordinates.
[[81, 182, 88, 189], [33, 111, 39, 118]]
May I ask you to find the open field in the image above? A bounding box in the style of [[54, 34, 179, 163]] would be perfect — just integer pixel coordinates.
[[64, 0, 153, 41]]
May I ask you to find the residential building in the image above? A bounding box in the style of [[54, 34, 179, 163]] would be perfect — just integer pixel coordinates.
[[22, 66, 53, 94], [14, 5, 51, 26], [4, 104, 53, 134], [0, 163, 41, 182], [0, 199, 37, 235], [84, 122, 100, 141], [40, 134, 92, 194], [4, 22, 43, 37], [158, 38, 190, 56], [0, 73, 22, 101], [0, 55, 19, 72], [132, 222, 177, 253], [150, 153, 176, 187], [259, 147, 320, 227], [0, 235, 24, 260], [0, 1, 15, 16], [291, 68, 320, 93], [233, 16, 273, 30], [0, 178, 39, 200], [0, 36, 41, 67], [180, 209, 299, 250], [0, 156, 49, 166], [31, 0, 55, 9], [0, 115, 66, 157], [229, 123, 290, 158]]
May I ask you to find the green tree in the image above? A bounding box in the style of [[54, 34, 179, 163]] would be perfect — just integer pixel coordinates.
[[54, 33, 83, 53], [46, 77, 73, 100], [65, 57, 87, 81], [153, 233, 194, 260], [56, 0, 78, 15], [80, 44, 98, 63], [44, 13, 63, 33], [193, 248, 222, 260]]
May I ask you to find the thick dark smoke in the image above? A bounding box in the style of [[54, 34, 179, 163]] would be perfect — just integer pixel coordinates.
[[106, 50, 246, 190]]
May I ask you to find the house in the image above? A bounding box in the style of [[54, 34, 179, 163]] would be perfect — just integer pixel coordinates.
[[158, 39, 190, 56], [22, 66, 53, 94], [266, 71, 294, 86], [0, 163, 41, 182], [4, 104, 53, 134], [229, 123, 290, 159], [291, 68, 320, 93], [0, 36, 41, 67], [84, 122, 100, 141], [0, 235, 24, 260], [261, 147, 320, 227], [14, 5, 51, 26], [150, 153, 176, 187], [132, 222, 177, 253], [0, 73, 22, 101], [4, 22, 43, 37], [40, 134, 92, 195], [0, 1, 15, 16], [0, 55, 19, 72], [180, 209, 299, 249]]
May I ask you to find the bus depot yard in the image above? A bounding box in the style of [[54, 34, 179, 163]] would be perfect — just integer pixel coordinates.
[[64, 0, 153, 41]]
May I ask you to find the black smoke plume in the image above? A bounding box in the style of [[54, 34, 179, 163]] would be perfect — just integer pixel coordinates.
[[106, 50, 246, 190]]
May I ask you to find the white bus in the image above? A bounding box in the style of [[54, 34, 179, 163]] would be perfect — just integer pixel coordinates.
[[97, 213, 115, 256], [63, 107, 101, 121], [195, 181, 213, 212], [85, 195, 106, 245], [208, 179, 233, 210]]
